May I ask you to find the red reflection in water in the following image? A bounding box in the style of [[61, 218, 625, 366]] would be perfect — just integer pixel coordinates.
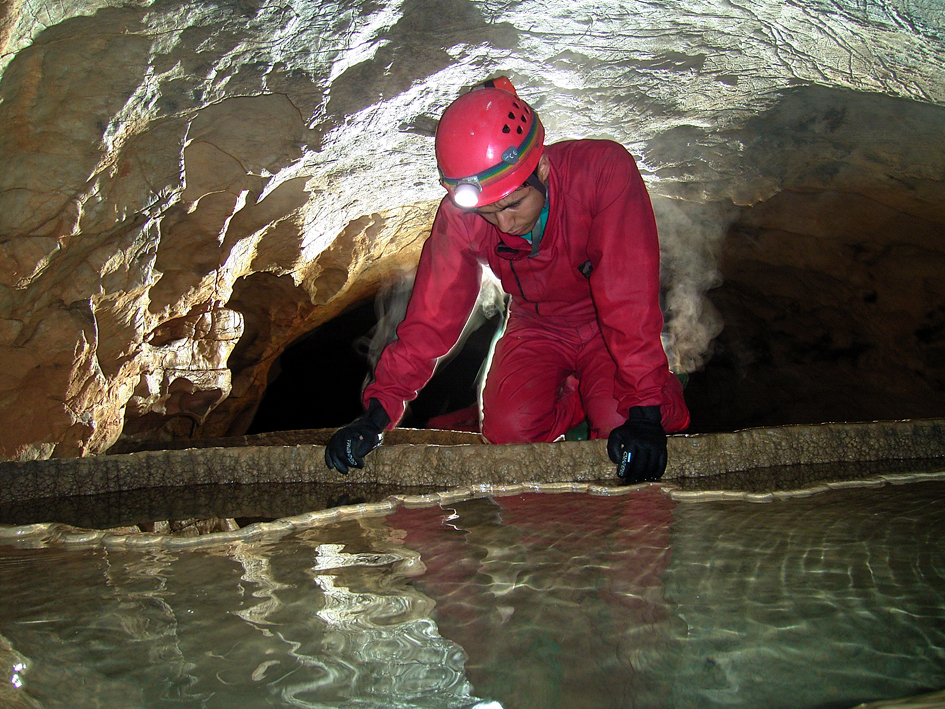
[[385, 487, 679, 709]]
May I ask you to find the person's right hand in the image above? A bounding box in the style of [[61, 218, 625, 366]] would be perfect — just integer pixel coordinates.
[[325, 398, 391, 474]]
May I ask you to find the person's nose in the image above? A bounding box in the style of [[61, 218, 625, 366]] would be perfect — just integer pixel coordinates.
[[496, 212, 515, 234]]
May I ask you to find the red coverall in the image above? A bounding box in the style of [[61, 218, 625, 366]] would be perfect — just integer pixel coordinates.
[[364, 139, 690, 441]]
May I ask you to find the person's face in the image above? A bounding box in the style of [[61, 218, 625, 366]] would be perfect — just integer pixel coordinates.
[[472, 184, 545, 237]]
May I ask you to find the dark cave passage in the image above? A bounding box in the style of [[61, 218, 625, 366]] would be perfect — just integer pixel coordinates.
[[247, 299, 502, 434]]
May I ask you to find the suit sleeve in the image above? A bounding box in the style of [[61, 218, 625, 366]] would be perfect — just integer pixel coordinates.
[[363, 200, 483, 426], [584, 144, 670, 415]]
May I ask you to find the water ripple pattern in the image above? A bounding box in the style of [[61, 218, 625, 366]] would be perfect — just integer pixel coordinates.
[[0, 483, 943, 708], [0, 523, 489, 708], [665, 481, 945, 709]]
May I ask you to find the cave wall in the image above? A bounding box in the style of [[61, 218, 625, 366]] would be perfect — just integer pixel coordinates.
[[684, 87, 945, 431], [0, 0, 943, 460]]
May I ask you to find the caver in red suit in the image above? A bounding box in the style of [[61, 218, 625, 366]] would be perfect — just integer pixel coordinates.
[[325, 77, 689, 483]]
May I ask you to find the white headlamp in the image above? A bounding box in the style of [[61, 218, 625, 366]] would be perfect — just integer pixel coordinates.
[[453, 179, 482, 208]]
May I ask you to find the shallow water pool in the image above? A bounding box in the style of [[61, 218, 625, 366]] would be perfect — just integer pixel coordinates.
[[1, 481, 944, 709]]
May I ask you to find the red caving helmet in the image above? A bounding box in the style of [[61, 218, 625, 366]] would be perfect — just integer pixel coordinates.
[[435, 77, 545, 209]]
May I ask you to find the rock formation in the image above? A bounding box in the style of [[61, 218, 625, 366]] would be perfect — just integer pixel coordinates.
[[0, 0, 943, 460]]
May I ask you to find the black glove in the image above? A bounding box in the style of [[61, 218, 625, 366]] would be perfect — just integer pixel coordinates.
[[325, 398, 391, 474], [607, 405, 667, 484]]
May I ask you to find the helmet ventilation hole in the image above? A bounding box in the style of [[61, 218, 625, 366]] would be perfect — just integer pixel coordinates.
[[503, 102, 531, 135]]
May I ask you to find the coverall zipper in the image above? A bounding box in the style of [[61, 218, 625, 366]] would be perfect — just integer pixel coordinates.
[[509, 260, 540, 315]]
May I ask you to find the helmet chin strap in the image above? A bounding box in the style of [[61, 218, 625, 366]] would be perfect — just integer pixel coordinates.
[[525, 170, 546, 198]]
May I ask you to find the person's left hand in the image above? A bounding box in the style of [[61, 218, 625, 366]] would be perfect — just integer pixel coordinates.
[[607, 405, 667, 483]]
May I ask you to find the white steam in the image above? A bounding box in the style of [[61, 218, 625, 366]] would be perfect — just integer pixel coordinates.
[[359, 266, 508, 395], [654, 197, 734, 374], [357, 268, 417, 377]]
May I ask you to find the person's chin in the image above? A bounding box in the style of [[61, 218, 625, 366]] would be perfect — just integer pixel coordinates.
[[505, 224, 535, 237]]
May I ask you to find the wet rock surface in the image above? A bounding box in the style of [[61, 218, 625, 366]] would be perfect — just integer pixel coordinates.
[[1, 419, 943, 535]]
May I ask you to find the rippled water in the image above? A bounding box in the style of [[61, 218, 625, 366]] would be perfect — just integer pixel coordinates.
[[1, 482, 944, 709]]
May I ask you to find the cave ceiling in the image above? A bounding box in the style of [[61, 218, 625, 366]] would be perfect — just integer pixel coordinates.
[[0, 0, 943, 459]]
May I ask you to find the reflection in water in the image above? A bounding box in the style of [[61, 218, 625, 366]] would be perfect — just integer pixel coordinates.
[[0, 483, 944, 708], [0, 524, 487, 708], [385, 487, 681, 709]]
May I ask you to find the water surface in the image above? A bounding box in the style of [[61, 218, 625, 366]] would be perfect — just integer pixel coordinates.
[[1, 482, 943, 709]]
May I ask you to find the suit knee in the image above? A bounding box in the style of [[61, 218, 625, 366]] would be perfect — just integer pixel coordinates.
[[482, 408, 555, 444]]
